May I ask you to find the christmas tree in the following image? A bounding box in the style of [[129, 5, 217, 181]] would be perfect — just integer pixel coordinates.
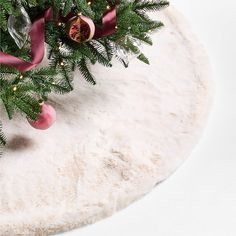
[[0, 0, 169, 153]]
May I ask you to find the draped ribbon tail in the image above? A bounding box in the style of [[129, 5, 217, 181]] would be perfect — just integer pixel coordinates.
[[0, 7, 53, 72], [94, 6, 117, 39], [0, 6, 117, 72]]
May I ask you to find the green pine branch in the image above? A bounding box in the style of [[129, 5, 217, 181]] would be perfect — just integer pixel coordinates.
[[0, 0, 169, 150], [0, 122, 6, 146]]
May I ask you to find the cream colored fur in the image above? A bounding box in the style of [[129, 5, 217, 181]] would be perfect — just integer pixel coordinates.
[[0, 7, 212, 235]]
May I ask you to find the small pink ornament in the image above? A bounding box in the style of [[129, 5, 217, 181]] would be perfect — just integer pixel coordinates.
[[28, 104, 56, 130]]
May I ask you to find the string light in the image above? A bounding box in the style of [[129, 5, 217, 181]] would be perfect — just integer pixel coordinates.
[[39, 100, 44, 106], [12, 85, 17, 92], [55, 41, 62, 51]]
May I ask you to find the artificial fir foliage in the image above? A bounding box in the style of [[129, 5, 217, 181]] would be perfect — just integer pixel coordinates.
[[0, 0, 169, 153], [0, 122, 6, 154]]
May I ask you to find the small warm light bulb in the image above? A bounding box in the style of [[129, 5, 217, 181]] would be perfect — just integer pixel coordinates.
[[39, 100, 44, 106], [19, 75, 24, 79], [56, 42, 61, 51], [87, 1, 91, 5], [106, 5, 111, 10], [12, 85, 17, 92]]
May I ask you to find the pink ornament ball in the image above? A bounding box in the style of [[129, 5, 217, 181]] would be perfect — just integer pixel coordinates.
[[28, 104, 56, 130]]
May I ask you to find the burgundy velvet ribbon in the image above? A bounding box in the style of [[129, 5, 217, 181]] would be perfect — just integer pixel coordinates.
[[0, 7, 52, 72], [0, 6, 116, 72], [94, 6, 117, 39]]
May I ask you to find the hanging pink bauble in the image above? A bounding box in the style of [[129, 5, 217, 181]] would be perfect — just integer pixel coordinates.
[[66, 15, 95, 43], [28, 104, 56, 130]]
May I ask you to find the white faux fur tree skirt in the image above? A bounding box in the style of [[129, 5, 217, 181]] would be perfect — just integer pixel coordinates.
[[0, 7, 212, 235]]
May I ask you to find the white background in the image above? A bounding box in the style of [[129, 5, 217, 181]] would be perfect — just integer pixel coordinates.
[[59, 0, 236, 235]]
